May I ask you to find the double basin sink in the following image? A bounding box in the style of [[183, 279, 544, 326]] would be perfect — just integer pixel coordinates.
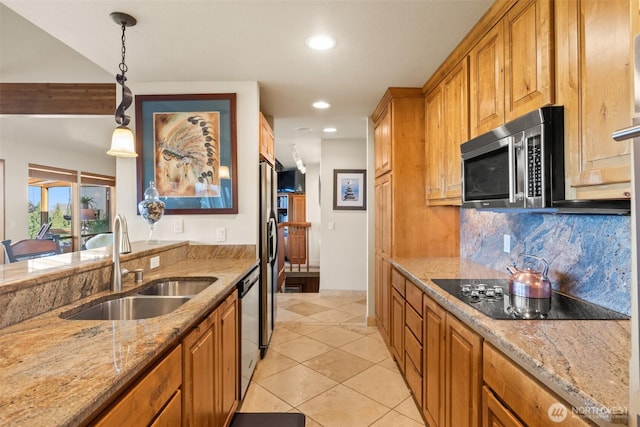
[[63, 277, 217, 321]]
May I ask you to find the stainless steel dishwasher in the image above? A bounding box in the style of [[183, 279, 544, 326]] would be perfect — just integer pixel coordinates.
[[237, 265, 260, 399]]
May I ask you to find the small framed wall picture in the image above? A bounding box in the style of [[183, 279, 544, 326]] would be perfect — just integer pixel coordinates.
[[333, 169, 366, 210]]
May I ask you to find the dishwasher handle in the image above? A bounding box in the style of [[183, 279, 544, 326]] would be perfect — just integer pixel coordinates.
[[612, 123, 640, 141], [238, 267, 260, 298]]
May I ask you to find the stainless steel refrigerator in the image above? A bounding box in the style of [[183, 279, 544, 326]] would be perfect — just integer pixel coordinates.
[[259, 161, 278, 357]]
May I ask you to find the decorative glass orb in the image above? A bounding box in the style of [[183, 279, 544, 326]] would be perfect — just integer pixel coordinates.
[[138, 181, 165, 244]]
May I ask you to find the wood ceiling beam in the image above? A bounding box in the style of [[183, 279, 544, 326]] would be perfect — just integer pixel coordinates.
[[0, 83, 115, 115]]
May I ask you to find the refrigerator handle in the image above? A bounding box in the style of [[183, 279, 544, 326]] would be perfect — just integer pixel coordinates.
[[267, 212, 278, 264]]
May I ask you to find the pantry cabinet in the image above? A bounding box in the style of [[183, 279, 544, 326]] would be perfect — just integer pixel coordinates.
[[259, 112, 275, 166], [183, 290, 238, 427], [425, 58, 469, 204], [469, 0, 553, 139], [556, 0, 632, 199]]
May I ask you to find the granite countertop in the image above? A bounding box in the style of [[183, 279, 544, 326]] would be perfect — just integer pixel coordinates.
[[391, 257, 630, 427], [0, 255, 258, 427]]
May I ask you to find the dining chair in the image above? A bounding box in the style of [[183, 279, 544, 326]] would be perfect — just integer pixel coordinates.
[[2, 236, 63, 263]]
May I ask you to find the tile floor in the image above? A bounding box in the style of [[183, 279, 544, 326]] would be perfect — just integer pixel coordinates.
[[239, 290, 426, 427]]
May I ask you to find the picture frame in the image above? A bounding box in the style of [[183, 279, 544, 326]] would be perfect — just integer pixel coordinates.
[[135, 93, 238, 214], [333, 169, 366, 210]]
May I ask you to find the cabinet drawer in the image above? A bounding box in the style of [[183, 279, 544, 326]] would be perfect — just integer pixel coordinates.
[[405, 354, 422, 404], [405, 281, 422, 314], [404, 326, 422, 374], [391, 268, 405, 296], [484, 343, 593, 427], [95, 345, 182, 426], [405, 305, 422, 344]]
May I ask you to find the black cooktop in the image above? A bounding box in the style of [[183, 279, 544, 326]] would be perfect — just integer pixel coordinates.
[[431, 278, 628, 320]]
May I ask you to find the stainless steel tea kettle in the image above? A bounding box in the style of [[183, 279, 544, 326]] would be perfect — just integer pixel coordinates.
[[506, 255, 552, 319]]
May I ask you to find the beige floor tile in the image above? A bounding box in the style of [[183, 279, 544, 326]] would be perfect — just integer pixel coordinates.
[[301, 416, 323, 427], [239, 383, 293, 412], [343, 365, 410, 408], [269, 327, 302, 346], [340, 324, 381, 336], [251, 348, 298, 381], [306, 325, 363, 347], [340, 335, 391, 363], [369, 410, 425, 427], [281, 323, 330, 336], [335, 301, 367, 316], [256, 364, 338, 407], [342, 315, 366, 324], [271, 335, 333, 363], [276, 308, 305, 322], [309, 308, 360, 323], [377, 356, 400, 373], [286, 301, 331, 316], [297, 384, 390, 427], [302, 349, 374, 383], [395, 396, 426, 425]]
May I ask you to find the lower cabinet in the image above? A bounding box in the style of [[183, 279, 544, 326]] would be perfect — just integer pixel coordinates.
[[183, 290, 238, 427], [390, 287, 405, 372], [93, 345, 183, 426], [483, 343, 593, 427]]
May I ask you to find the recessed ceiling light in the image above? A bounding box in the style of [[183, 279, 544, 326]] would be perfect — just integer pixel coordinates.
[[305, 35, 337, 50], [313, 101, 331, 109], [295, 127, 314, 132], [323, 127, 337, 133]]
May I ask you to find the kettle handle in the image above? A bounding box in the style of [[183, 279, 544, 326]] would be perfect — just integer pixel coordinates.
[[521, 254, 549, 277]]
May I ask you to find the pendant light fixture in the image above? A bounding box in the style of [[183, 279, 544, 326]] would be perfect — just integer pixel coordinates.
[[107, 12, 138, 157]]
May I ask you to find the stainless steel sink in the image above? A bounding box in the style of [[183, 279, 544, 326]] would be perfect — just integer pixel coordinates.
[[137, 278, 217, 296], [64, 295, 191, 320]]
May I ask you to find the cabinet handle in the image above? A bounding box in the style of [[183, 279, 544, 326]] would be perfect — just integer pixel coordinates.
[[612, 124, 640, 141]]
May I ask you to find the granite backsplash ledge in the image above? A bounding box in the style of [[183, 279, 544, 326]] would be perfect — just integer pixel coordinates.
[[460, 209, 631, 316]]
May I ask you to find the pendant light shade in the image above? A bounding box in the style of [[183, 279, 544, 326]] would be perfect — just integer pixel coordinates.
[[108, 125, 137, 157], [107, 12, 138, 158]]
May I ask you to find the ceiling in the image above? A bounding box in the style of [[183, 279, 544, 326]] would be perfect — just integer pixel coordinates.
[[0, 0, 493, 168]]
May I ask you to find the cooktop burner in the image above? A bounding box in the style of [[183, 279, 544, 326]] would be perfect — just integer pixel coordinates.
[[431, 279, 628, 320]]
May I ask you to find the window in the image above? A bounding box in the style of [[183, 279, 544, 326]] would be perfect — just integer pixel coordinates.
[[28, 164, 115, 252]]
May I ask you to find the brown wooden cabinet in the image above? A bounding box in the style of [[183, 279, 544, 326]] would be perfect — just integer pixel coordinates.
[[484, 343, 593, 426], [469, 0, 553, 139], [183, 290, 238, 427], [482, 386, 525, 427], [556, 0, 632, 199], [94, 345, 183, 427], [374, 106, 392, 177], [425, 58, 469, 204], [259, 112, 275, 166], [375, 255, 391, 344], [422, 293, 482, 427]]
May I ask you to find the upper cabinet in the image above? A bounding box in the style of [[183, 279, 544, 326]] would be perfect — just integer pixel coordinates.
[[556, 0, 632, 199], [426, 58, 469, 204], [470, 0, 553, 138], [374, 108, 392, 177], [259, 112, 275, 166]]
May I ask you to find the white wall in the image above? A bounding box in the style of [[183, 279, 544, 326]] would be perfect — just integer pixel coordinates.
[[305, 162, 321, 266], [120, 81, 260, 245], [320, 138, 367, 291]]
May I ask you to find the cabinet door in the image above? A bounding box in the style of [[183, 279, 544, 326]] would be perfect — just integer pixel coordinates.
[[374, 106, 392, 176], [445, 314, 482, 427], [504, 0, 553, 121], [423, 295, 446, 427], [557, 0, 631, 199], [290, 194, 306, 222], [425, 85, 444, 201], [482, 386, 525, 427], [375, 255, 391, 344], [375, 174, 392, 257], [182, 313, 217, 427], [390, 288, 405, 372], [151, 390, 182, 427], [218, 291, 238, 427], [469, 23, 505, 138], [442, 57, 469, 201], [259, 112, 275, 165]]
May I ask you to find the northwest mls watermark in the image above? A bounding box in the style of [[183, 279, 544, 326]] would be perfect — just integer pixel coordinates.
[[547, 402, 628, 423]]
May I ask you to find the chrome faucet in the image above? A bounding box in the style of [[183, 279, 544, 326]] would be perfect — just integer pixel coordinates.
[[111, 214, 132, 292]]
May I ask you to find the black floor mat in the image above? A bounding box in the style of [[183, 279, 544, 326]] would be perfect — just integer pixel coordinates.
[[230, 412, 305, 427]]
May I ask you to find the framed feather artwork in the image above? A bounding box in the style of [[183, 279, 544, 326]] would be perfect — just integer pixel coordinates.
[[135, 93, 238, 214]]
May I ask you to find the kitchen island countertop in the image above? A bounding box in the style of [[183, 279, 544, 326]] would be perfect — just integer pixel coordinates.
[[0, 252, 257, 426], [392, 257, 630, 426]]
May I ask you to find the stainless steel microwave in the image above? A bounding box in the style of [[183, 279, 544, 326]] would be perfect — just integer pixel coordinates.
[[461, 106, 565, 209]]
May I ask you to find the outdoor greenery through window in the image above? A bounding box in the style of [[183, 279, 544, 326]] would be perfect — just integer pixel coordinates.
[[28, 164, 115, 252]]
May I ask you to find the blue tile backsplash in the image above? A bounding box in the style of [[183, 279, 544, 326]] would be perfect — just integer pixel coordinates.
[[460, 209, 631, 316]]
